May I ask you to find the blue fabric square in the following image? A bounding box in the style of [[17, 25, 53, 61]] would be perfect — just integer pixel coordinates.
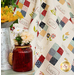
[[70, 40, 74, 47], [53, 52, 61, 60], [72, 37, 74, 41], [71, 65, 74, 72], [72, 48, 74, 53], [52, 43, 59, 51], [35, 60, 42, 68], [48, 48, 56, 56], [19, 0, 25, 4], [60, 21, 65, 27], [56, 19, 60, 25], [49, 57, 58, 65], [32, 13, 37, 19], [21, 10, 26, 17], [40, 14, 44, 20], [39, 21, 45, 29], [41, 2, 46, 9], [43, 25, 48, 31]]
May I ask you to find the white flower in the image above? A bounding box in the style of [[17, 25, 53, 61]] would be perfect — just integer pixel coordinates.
[[13, 27, 23, 34], [20, 32, 34, 43]]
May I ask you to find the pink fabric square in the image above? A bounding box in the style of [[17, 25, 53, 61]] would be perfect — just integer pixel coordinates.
[[46, 53, 52, 61], [22, 5, 28, 12], [62, 17, 68, 23]]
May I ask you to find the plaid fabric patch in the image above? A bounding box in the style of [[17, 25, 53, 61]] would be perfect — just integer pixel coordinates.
[[14, 0, 30, 17], [46, 43, 64, 65]]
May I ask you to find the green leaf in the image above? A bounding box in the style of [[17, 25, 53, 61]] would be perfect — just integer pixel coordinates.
[[63, 39, 66, 41], [12, 4, 19, 8], [62, 34, 64, 39], [10, 24, 13, 28], [47, 38, 48, 40], [33, 26, 36, 31], [49, 37, 52, 41], [35, 30, 37, 32]]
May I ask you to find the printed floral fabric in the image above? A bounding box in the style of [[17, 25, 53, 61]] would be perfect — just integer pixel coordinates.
[[10, 0, 74, 75]]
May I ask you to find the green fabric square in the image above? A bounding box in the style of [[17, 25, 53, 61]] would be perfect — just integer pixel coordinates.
[[52, 43, 59, 51], [70, 40, 74, 47], [59, 24, 62, 30], [53, 52, 61, 60], [32, 13, 37, 19], [40, 14, 44, 20], [43, 25, 48, 31]]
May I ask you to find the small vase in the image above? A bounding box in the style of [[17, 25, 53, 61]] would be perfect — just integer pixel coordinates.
[[13, 44, 33, 72]]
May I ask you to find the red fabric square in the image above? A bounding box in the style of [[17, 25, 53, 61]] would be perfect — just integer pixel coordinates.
[[24, 0, 30, 7], [41, 10, 47, 16], [38, 55, 45, 63], [57, 47, 64, 55], [62, 17, 68, 23]]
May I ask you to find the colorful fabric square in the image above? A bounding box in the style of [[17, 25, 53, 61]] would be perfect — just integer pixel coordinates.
[[24, 0, 30, 7], [45, 5, 49, 11], [38, 55, 45, 63], [35, 60, 42, 68], [53, 52, 61, 60], [68, 37, 74, 53], [71, 65, 74, 72], [39, 22, 45, 29], [57, 47, 64, 55], [41, 10, 47, 16], [56, 16, 68, 30], [32, 13, 37, 19], [46, 43, 64, 65], [48, 48, 56, 56], [18, 2, 23, 9], [62, 17, 68, 23], [49, 57, 58, 65], [41, 2, 46, 9], [40, 29, 46, 37], [39, 21, 48, 31], [35, 55, 45, 68], [19, 0, 25, 4], [46, 53, 52, 61], [21, 10, 26, 17], [22, 5, 28, 12], [40, 14, 44, 20], [57, 0, 65, 5], [43, 24, 48, 31], [40, 2, 49, 20], [52, 43, 59, 51], [14, 0, 30, 17]]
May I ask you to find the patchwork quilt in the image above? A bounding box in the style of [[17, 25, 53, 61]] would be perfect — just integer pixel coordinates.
[[10, 0, 74, 75]]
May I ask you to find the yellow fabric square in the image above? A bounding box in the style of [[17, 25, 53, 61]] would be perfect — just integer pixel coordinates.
[[18, 2, 23, 9], [40, 30, 46, 37], [59, 0, 65, 5], [68, 44, 73, 51], [45, 5, 49, 11]]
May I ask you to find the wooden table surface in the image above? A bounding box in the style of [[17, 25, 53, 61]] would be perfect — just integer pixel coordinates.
[[1, 69, 35, 75]]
